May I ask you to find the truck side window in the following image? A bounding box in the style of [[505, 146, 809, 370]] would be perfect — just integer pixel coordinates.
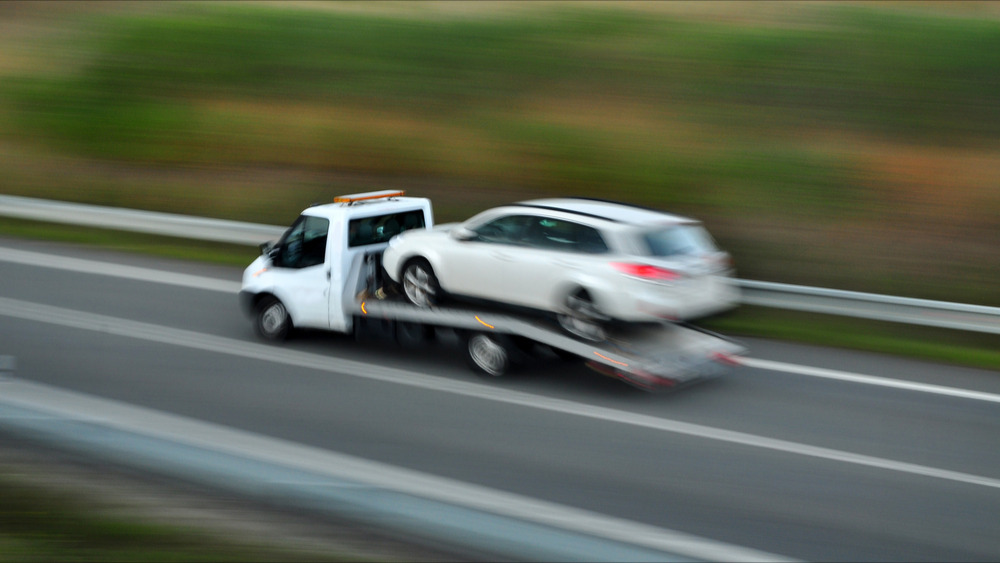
[[349, 210, 425, 248], [276, 215, 329, 269]]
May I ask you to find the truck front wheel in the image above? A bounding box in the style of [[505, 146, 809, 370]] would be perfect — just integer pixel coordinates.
[[254, 296, 291, 341]]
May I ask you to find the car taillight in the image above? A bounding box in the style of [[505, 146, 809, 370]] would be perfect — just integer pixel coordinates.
[[611, 262, 680, 281]]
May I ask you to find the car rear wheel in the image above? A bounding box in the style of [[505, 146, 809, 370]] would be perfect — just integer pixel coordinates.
[[557, 289, 607, 342], [401, 258, 439, 307], [254, 296, 291, 341]]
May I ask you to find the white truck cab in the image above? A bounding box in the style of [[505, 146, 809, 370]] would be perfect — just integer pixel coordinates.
[[240, 190, 433, 339]]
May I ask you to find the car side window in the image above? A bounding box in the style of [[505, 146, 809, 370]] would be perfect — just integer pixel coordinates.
[[276, 215, 329, 269], [472, 215, 532, 244], [524, 217, 609, 254], [348, 210, 425, 248], [575, 224, 610, 254]]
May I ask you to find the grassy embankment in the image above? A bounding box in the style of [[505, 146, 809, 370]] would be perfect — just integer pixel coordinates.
[[0, 1, 998, 368], [0, 468, 345, 562]]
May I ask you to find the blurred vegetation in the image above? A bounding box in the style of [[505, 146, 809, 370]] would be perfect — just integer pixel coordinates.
[[0, 470, 346, 562], [0, 1, 997, 305]]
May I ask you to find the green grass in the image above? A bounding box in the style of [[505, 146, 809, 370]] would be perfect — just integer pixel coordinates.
[[8, 3, 1000, 162], [0, 471, 346, 562], [1, 5, 996, 240]]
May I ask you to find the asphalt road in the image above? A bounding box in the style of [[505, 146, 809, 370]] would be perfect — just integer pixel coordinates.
[[1, 237, 998, 561]]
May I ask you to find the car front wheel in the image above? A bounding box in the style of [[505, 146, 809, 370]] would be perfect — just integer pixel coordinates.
[[401, 258, 440, 307]]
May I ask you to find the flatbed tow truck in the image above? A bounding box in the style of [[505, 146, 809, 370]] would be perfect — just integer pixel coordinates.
[[240, 190, 744, 391]]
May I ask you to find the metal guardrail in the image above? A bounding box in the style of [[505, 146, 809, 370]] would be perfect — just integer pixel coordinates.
[[0, 194, 285, 245], [3, 194, 999, 334], [739, 280, 1000, 336]]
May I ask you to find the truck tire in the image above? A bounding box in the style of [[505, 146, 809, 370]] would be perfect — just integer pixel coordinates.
[[254, 296, 291, 341], [463, 332, 511, 377]]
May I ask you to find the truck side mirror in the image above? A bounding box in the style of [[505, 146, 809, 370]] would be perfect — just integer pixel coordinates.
[[259, 241, 275, 255]]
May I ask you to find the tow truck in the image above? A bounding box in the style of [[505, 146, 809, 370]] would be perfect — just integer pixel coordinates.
[[239, 190, 744, 391]]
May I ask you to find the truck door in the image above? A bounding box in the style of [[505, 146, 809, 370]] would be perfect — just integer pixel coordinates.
[[334, 209, 428, 333], [268, 215, 331, 330]]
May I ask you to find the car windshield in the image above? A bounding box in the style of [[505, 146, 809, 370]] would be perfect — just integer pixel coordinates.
[[640, 224, 717, 257]]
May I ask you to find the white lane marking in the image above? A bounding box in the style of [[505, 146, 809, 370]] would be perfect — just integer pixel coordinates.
[[2, 296, 999, 493], [0, 246, 240, 293], [742, 358, 1000, 404]]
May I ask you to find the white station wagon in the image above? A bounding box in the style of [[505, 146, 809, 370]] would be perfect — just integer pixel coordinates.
[[381, 197, 739, 340]]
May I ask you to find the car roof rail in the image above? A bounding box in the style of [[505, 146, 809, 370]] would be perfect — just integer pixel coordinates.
[[507, 202, 624, 223], [562, 196, 664, 214]]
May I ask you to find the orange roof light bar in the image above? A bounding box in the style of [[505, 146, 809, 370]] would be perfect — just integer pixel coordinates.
[[334, 190, 406, 204]]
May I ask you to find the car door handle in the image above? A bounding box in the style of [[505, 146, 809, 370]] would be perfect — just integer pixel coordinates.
[[554, 259, 580, 269], [492, 252, 515, 261]]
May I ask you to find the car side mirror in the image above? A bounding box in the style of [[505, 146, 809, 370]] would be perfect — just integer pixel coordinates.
[[450, 227, 477, 241]]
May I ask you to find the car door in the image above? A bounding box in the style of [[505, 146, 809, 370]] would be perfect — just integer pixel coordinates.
[[268, 214, 331, 329], [520, 216, 609, 308], [434, 214, 539, 307], [447, 213, 601, 312]]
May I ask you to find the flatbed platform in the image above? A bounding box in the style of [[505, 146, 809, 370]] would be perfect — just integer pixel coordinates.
[[352, 288, 744, 390]]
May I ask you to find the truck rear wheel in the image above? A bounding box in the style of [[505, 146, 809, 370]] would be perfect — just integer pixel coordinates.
[[463, 332, 511, 377]]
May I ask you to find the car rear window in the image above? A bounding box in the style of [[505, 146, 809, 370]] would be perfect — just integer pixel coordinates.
[[640, 224, 717, 257]]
